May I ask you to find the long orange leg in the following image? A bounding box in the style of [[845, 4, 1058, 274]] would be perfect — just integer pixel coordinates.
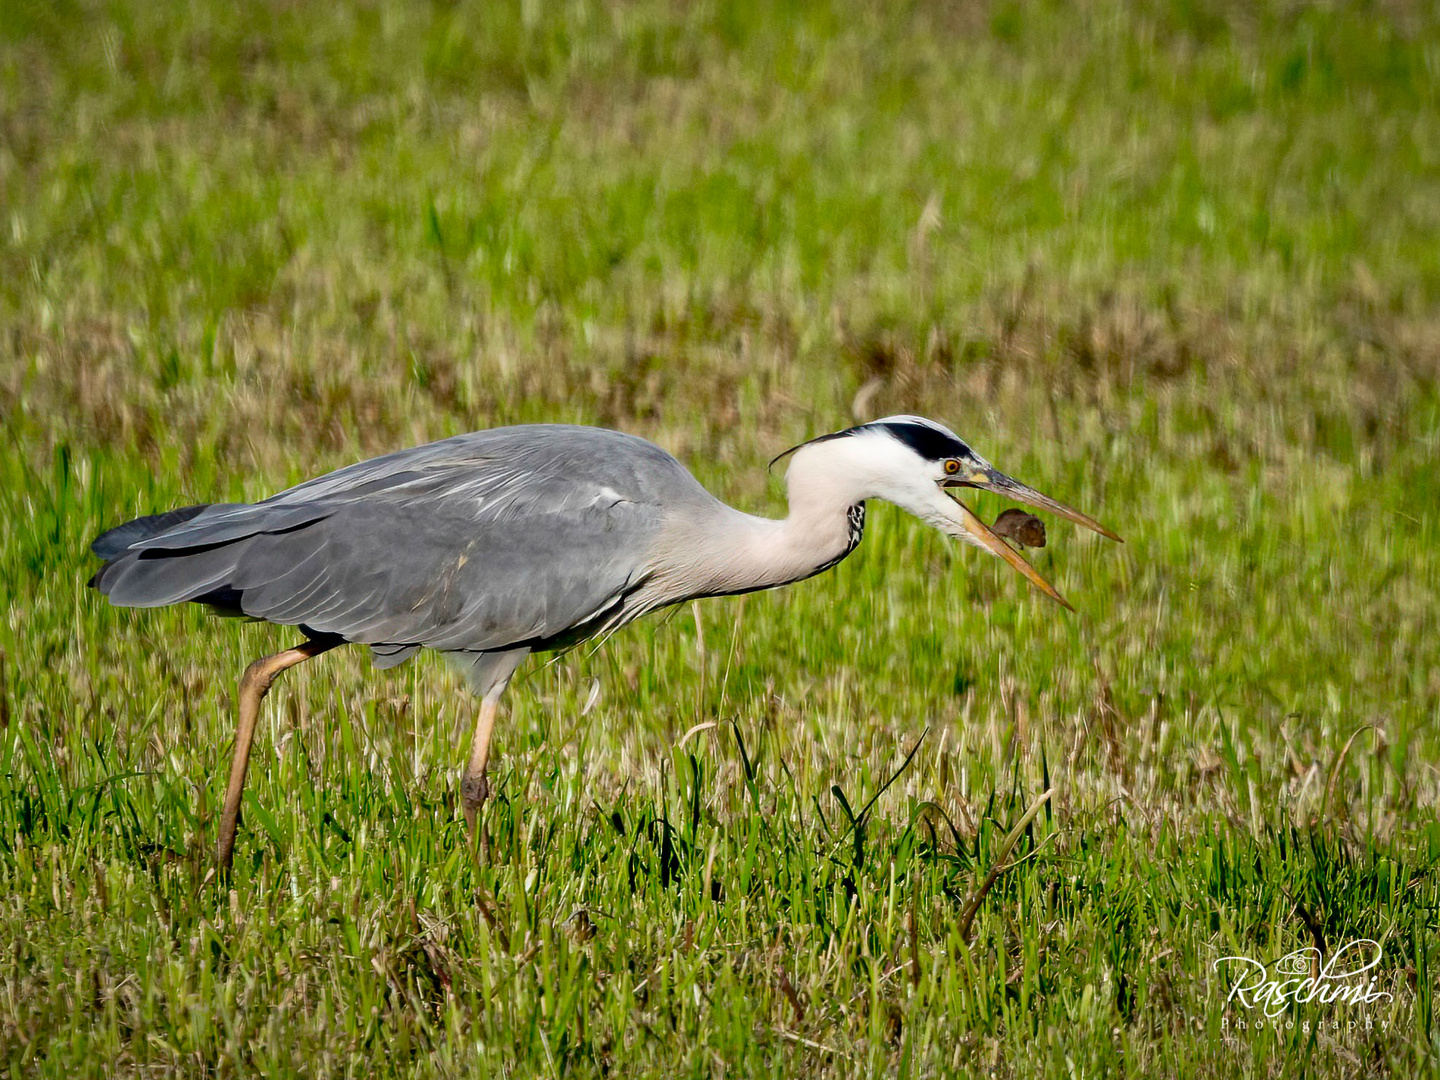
[[457, 649, 526, 853], [461, 689, 503, 841], [217, 638, 338, 873]]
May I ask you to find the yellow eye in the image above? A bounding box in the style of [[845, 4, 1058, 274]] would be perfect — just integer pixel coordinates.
[[943, 458, 962, 475]]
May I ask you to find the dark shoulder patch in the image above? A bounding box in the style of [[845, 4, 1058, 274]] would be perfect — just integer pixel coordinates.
[[846, 502, 865, 549], [877, 421, 971, 461], [812, 503, 866, 576]]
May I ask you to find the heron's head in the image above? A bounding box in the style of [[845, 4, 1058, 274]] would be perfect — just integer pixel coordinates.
[[777, 415, 1120, 609]]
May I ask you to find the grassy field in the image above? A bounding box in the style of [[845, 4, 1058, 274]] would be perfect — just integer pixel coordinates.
[[3, 0, 1439, 1075]]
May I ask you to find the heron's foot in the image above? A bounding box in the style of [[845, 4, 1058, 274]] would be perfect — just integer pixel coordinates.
[[461, 771, 490, 841]]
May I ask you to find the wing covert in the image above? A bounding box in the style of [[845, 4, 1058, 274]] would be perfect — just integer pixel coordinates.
[[90, 424, 706, 661]]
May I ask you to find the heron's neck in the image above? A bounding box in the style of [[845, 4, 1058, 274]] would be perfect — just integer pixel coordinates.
[[656, 463, 867, 601]]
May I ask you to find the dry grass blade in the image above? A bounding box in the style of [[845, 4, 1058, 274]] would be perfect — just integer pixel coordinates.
[[1323, 722, 1376, 822], [775, 1030, 848, 1059], [677, 721, 718, 748], [956, 788, 1055, 943], [776, 967, 805, 1023], [472, 886, 512, 953]]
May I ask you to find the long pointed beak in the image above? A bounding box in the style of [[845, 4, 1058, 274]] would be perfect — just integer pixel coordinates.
[[945, 496, 1075, 611], [947, 468, 1123, 543]]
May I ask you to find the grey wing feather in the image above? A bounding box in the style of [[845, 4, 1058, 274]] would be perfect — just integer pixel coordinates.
[[89, 426, 699, 663], [90, 505, 214, 559]]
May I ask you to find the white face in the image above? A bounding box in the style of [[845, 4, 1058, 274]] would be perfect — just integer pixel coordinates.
[[789, 416, 989, 528], [785, 415, 1117, 609], [871, 413, 993, 492]]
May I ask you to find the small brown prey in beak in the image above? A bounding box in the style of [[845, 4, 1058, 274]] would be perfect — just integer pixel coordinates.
[[944, 467, 1121, 610], [992, 508, 1047, 549]]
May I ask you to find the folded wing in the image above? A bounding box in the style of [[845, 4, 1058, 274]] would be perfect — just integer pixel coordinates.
[[89, 427, 676, 666]]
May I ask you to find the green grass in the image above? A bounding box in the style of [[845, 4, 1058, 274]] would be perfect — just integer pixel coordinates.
[[3, 0, 1439, 1075]]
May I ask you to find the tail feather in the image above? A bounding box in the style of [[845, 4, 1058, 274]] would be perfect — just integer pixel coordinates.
[[90, 505, 212, 559], [114, 502, 329, 553], [93, 539, 252, 607], [86, 503, 429, 670], [86, 502, 332, 601]]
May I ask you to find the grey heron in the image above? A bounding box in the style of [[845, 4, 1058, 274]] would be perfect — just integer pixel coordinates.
[[89, 416, 1118, 870]]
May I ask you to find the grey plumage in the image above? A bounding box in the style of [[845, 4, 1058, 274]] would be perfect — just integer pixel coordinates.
[[91, 425, 727, 673], [90, 504, 213, 559]]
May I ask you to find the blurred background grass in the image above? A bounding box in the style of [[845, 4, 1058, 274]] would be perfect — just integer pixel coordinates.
[[2, 0, 1438, 1076]]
